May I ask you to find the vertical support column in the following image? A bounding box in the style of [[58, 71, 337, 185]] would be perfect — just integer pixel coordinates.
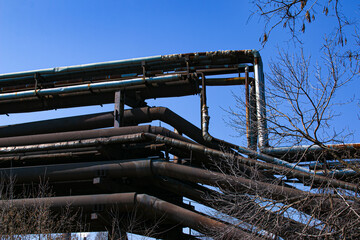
[[244, 66, 251, 149], [114, 90, 125, 128], [253, 52, 269, 149], [249, 80, 258, 151]]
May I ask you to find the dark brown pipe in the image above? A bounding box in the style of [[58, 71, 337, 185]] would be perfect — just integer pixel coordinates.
[[0, 125, 191, 147], [144, 133, 359, 192], [153, 177, 320, 239], [0, 107, 210, 147], [0, 192, 253, 239], [0, 158, 311, 201]]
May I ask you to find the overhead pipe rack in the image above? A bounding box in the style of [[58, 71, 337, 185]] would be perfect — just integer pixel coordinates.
[[0, 50, 359, 239]]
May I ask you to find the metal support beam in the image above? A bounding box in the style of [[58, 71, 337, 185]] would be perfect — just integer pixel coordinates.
[[114, 90, 125, 128]]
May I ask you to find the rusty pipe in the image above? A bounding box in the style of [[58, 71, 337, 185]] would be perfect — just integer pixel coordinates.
[[143, 133, 358, 192], [0, 158, 312, 202], [0, 125, 192, 148], [0, 192, 253, 239], [0, 107, 213, 148]]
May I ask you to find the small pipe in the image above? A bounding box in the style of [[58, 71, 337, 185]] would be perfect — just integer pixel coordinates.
[[245, 66, 251, 148], [249, 80, 258, 150], [0, 74, 182, 101]]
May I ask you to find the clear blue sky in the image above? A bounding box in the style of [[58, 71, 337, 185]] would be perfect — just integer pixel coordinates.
[[0, 0, 358, 145]]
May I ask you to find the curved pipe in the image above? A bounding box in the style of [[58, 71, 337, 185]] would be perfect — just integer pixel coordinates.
[[0, 107, 213, 147], [0, 192, 253, 239]]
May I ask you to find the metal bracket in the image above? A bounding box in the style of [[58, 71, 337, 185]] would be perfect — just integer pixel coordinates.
[[114, 90, 125, 127], [34, 73, 43, 98]]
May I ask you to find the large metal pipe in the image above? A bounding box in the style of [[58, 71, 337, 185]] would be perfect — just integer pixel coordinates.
[[0, 107, 212, 147], [0, 158, 320, 202], [0, 75, 182, 101], [0, 133, 146, 154], [0, 125, 191, 148], [1, 158, 351, 227], [0, 50, 254, 83], [144, 133, 358, 191], [253, 50, 269, 148], [0, 81, 199, 114], [262, 143, 360, 161], [0, 192, 253, 239], [153, 178, 320, 239]]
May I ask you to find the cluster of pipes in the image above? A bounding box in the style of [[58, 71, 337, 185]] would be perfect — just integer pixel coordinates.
[[0, 50, 358, 239]]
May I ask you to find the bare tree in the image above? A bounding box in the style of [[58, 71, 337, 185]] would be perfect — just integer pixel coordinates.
[[216, 20, 360, 238], [0, 178, 85, 240]]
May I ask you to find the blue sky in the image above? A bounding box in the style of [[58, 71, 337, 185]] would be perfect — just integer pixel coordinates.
[[0, 0, 358, 145], [0, 1, 359, 239]]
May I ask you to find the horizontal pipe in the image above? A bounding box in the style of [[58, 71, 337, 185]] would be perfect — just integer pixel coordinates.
[[212, 138, 358, 177], [0, 50, 254, 82], [0, 125, 191, 148], [0, 192, 252, 239], [2, 158, 352, 227], [0, 158, 320, 202], [0, 133, 146, 154], [0, 107, 215, 148], [0, 56, 163, 81], [153, 178, 320, 239], [0, 81, 199, 114], [262, 144, 360, 157], [204, 77, 248, 86], [0, 75, 181, 101]]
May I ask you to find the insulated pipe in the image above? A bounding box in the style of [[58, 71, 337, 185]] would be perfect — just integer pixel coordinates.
[[0, 75, 182, 101], [0, 81, 198, 114], [0, 50, 254, 83], [0, 125, 191, 148], [262, 143, 360, 161], [0, 192, 253, 239], [0, 55, 162, 82], [211, 137, 358, 177], [252, 50, 269, 148], [0, 107, 211, 147], [0, 133, 146, 154], [144, 133, 358, 191]]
